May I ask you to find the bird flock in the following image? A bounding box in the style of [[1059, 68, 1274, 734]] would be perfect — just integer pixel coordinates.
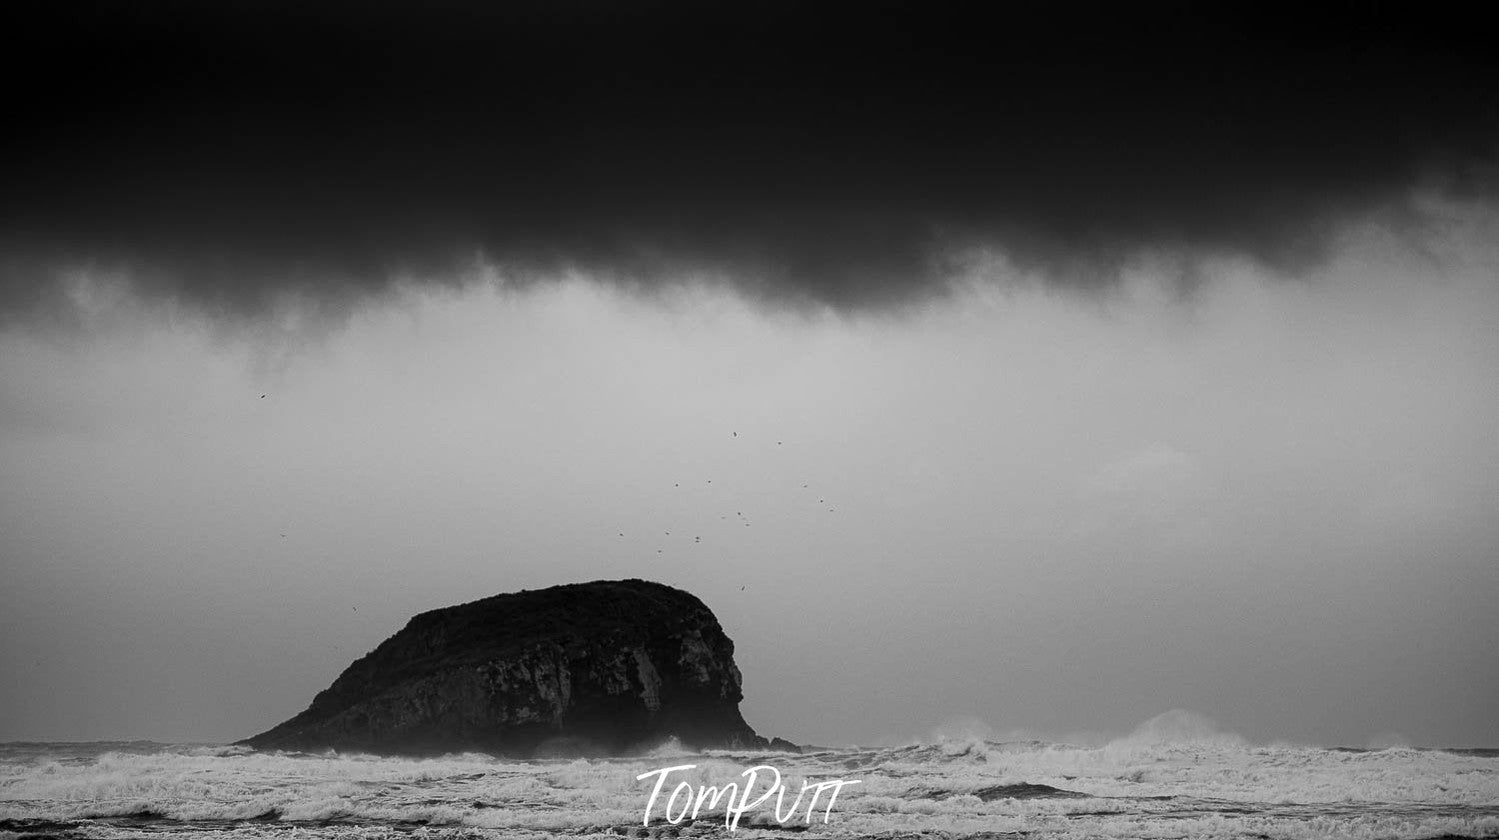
[[615, 430, 840, 561], [259, 389, 836, 595]]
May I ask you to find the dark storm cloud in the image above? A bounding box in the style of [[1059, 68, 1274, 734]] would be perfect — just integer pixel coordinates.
[[1, 1, 1495, 316]]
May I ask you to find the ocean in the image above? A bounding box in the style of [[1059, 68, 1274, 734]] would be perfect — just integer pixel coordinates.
[[3, 736, 1496, 840]]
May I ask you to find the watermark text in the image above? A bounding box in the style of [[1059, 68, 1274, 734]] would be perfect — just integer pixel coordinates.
[[636, 763, 860, 831]]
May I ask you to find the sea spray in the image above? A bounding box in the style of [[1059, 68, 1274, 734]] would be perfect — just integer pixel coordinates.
[[3, 737, 1497, 839]]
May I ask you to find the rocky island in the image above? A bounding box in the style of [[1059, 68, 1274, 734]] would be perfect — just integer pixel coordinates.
[[240, 579, 780, 756]]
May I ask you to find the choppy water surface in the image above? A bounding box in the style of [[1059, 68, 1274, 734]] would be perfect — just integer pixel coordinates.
[[3, 737, 1496, 840]]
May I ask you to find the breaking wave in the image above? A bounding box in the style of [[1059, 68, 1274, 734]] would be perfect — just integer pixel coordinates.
[[2, 720, 1496, 840]]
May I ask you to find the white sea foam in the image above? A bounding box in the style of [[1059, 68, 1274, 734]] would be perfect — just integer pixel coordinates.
[[2, 731, 1495, 840]]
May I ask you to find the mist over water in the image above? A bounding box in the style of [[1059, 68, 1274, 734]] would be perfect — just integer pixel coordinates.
[[3, 211, 1498, 749]]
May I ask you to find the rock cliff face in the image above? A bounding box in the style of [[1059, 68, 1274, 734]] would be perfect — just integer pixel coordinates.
[[241, 579, 767, 756]]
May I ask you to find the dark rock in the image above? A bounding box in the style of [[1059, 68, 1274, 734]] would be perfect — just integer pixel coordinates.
[[768, 737, 802, 753], [240, 579, 767, 756]]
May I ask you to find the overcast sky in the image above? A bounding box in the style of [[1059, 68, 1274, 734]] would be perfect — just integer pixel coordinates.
[[1, 2, 1496, 748]]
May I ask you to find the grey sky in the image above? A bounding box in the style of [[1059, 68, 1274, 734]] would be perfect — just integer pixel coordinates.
[[2, 201, 1495, 748]]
